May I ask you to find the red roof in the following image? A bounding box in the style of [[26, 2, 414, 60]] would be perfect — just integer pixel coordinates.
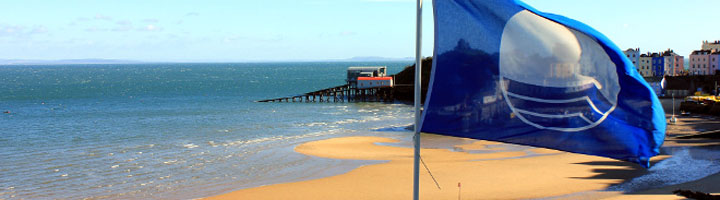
[[357, 77, 392, 80]]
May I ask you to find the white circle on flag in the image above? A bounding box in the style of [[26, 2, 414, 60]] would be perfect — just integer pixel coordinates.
[[498, 10, 620, 132]]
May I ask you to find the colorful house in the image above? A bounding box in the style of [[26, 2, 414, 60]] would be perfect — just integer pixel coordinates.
[[711, 52, 720, 74], [702, 40, 720, 52], [638, 54, 653, 77], [623, 48, 640, 70], [689, 50, 712, 75], [661, 49, 683, 76], [651, 53, 664, 77]]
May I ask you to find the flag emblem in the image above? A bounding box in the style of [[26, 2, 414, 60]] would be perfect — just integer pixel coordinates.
[[498, 10, 620, 132]]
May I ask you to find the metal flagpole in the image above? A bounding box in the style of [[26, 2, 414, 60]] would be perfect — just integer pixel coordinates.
[[413, 0, 422, 199], [670, 93, 677, 124]]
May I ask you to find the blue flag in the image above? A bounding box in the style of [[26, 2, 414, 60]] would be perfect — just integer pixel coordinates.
[[422, 0, 666, 167]]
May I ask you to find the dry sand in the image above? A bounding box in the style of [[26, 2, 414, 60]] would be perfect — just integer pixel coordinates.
[[205, 109, 720, 199]]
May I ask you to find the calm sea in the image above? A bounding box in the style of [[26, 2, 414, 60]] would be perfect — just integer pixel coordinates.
[[5, 62, 720, 199], [0, 62, 416, 199]]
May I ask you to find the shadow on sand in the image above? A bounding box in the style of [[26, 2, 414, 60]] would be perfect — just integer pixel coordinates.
[[567, 100, 720, 197]]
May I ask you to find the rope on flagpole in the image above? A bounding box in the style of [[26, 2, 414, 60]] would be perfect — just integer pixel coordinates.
[[420, 156, 441, 190]]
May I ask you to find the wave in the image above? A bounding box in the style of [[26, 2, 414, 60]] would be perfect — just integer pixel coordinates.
[[215, 129, 345, 148], [373, 124, 413, 132], [297, 113, 409, 128], [607, 149, 720, 192]]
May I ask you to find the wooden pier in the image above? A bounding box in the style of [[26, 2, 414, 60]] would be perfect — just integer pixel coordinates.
[[257, 84, 394, 103]]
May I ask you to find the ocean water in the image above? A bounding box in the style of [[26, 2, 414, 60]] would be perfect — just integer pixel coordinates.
[[3, 62, 720, 200], [0, 62, 416, 199]]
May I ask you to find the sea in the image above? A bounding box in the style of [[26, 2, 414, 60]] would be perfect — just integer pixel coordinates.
[[2, 62, 720, 200], [0, 62, 419, 199]]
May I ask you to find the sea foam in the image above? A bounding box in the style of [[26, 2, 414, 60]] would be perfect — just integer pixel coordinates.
[[608, 149, 720, 192]]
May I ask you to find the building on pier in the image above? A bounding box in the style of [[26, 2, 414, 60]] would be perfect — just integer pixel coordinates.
[[357, 77, 393, 89], [346, 66, 387, 87]]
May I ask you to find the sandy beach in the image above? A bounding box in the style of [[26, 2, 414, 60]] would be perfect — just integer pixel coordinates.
[[205, 100, 720, 200]]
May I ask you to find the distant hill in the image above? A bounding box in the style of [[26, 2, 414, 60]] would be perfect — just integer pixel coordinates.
[[342, 56, 414, 62], [0, 59, 142, 65]]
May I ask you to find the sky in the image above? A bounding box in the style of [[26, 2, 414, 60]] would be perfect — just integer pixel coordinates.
[[0, 0, 718, 62]]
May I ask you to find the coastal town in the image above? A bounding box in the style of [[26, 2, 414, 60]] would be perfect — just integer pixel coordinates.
[[624, 40, 720, 98], [624, 40, 720, 77]]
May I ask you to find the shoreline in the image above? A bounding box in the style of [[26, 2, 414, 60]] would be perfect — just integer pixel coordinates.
[[205, 113, 720, 199]]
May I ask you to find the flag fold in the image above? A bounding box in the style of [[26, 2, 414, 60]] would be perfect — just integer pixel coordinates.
[[422, 0, 666, 167]]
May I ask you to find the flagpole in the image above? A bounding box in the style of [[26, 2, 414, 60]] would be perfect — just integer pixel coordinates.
[[413, 0, 422, 199]]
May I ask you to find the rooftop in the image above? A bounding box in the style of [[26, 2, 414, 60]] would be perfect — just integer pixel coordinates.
[[691, 50, 713, 55], [624, 48, 640, 52], [662, 49, 678, 57]]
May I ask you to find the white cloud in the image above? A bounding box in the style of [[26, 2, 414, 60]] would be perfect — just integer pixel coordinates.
[[146, 25, 157, 31], [112, 26, 132, 32], [0, 24, 48, 37], [339, 31, 357, 36], [30, 26, 48, 34], [1, 25, 23, 34], [185, 12, 199, 17], [109, 20, 134, 32], [116, 20, 132, 25], [139, 24, 163, 32], [94, 14, 113, 21], [223, 35, 247, 43], [85, 27, 108, 32]]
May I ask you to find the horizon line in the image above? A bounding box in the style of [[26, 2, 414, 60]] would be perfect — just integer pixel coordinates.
[[0, 57, 417, 65]]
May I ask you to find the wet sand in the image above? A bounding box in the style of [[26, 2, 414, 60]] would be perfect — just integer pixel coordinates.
[[205, 100, 720, 199]]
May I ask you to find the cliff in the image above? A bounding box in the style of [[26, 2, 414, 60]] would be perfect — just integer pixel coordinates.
[[391, 57, 433, 102]]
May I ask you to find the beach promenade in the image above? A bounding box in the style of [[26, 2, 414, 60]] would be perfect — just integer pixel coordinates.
[[205, 99, 720, 199]]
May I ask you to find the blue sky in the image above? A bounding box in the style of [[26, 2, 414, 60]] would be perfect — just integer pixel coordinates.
[[0, 0, 717, 62]]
